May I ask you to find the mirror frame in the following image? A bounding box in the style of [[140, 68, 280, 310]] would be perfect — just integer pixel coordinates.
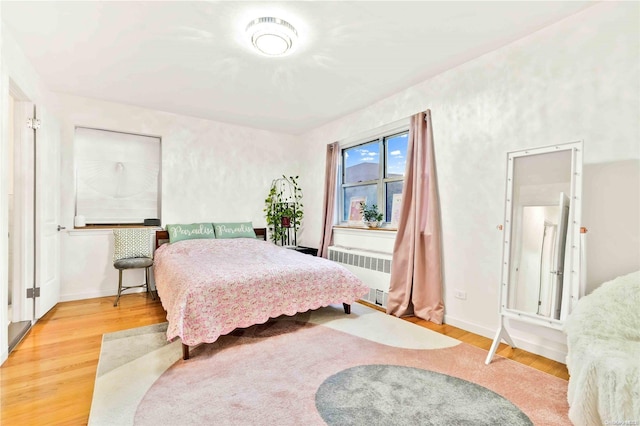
[[501, 141, 584, 328], [486, 141, 584, 364]]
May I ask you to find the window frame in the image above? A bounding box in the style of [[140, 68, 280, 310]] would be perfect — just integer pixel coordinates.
[[339, 128, 408, 226], [74, 126, 162, 227]]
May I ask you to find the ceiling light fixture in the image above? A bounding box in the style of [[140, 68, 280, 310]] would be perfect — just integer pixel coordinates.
[[246, 17, 298, 57]]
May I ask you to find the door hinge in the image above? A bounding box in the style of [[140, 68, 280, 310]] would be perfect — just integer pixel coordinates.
[[27, 287, 41, 299], [26, 117, 41, 130]]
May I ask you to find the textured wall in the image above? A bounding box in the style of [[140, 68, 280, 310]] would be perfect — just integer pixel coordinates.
[[55, 93, 300, 226], [54, 94, 300, 300], [298, 2, 640, 361]]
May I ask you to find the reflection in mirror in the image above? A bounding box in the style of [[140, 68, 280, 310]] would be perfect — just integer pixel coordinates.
[[507, 150, 572, 320], [508, 200, 569, 319]]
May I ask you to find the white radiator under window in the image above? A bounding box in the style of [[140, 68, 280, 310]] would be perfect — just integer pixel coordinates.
[[328, 246, 391, 308]]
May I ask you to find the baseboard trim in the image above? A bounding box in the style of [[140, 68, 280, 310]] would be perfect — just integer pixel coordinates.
[[444, 314, 495, 339], [444, 314, 568, 364], [59, 288, 146, 303]]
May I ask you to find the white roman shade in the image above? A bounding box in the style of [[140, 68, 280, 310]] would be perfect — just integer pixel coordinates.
[[75, 127, 160, 224]]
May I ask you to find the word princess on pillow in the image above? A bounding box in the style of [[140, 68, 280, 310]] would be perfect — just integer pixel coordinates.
[[166, 223, 215, 243]]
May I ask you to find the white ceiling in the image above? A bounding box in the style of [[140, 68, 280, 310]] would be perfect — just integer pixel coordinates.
[[2, 1, 595, 134]]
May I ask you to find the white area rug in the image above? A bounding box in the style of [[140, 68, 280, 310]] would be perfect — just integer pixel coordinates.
[[90, 303, 569, 425]]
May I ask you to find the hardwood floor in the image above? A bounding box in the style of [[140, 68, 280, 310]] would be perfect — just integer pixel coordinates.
[[357, 301, 569, 380], [1, 294, 165, 426], [1, 296, 568, 425]]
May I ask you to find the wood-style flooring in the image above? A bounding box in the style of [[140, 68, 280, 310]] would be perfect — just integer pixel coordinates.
[[360, 300, 570, 380], [1, 295, 568, 425]]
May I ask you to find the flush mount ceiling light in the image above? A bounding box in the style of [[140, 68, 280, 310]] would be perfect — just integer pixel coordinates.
[[246, 17, 298, 56]]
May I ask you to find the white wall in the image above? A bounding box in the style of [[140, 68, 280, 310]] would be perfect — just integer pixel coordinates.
[[54, 94, 301, 301], [298, 2, 640, 362], [0, 5, 6, 364]]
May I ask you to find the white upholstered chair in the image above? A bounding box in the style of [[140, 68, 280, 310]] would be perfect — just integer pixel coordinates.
[[112, 228, 156, 307]]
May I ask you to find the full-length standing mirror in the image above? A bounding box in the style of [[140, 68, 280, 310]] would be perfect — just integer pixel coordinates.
[[486, 141, 584, 364]]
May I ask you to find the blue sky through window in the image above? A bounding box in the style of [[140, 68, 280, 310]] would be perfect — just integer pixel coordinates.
[[386, 133, 408, 177], [343, 132, 408, 183], [344, 141, 380, 183]]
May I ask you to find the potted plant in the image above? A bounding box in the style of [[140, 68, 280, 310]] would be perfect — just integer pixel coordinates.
[[360, 202, 383, 228], [264, 175, 303, 245]]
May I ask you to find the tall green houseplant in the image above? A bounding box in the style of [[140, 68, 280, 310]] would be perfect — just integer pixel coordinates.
[[264, 175, 303, 246]]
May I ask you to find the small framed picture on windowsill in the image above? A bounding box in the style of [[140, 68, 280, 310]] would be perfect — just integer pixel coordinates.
[[348, 196, 366, 225]]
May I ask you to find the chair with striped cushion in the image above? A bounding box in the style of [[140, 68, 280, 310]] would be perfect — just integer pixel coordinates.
[[112, 228, 156, 307]]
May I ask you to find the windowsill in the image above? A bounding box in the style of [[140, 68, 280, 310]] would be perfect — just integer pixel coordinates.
[[68, 225, 162, 236], [76, 224, 148, 229], [68, 228, 115, 236], [334, 225, 397, 232], [332, 226, 398, 243], [332, 224, 397, 253]]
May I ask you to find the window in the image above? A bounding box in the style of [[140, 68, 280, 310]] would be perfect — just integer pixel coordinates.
[[74, 127, 161, 225], [341, 130, 408, 224]]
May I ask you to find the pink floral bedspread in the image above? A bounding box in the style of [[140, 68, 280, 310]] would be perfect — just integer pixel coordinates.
[[153, 238, 368, 346]]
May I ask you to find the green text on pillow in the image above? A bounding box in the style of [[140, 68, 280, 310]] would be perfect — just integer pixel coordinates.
[[166, 223, 216, 243], [213, 222, 256, 239]]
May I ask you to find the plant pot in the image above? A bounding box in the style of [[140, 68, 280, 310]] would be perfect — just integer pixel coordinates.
[[364, 220, 382, 228]]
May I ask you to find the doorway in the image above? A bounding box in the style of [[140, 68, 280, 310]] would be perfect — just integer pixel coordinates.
[[6, 89, 34, 353]]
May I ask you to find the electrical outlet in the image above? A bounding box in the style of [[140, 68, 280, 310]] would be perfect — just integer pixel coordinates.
[[375, 289, 384, 306], [454, 289, 467, 300]]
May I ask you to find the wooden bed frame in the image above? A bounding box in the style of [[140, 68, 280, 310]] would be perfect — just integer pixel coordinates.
[[153, 228, 351, 360]]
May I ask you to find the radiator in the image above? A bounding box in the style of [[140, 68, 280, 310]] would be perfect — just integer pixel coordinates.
[[328, 245, 391, 308]]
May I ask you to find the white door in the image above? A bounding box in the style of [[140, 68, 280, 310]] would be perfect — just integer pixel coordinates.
[[34, 105, 61, 318], [550, 192, 570, 320], [537, 222, 556, 317], [10, 101, 35, 323]]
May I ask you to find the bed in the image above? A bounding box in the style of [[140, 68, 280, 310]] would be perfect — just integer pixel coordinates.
[[153, 228, 368, 359]]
